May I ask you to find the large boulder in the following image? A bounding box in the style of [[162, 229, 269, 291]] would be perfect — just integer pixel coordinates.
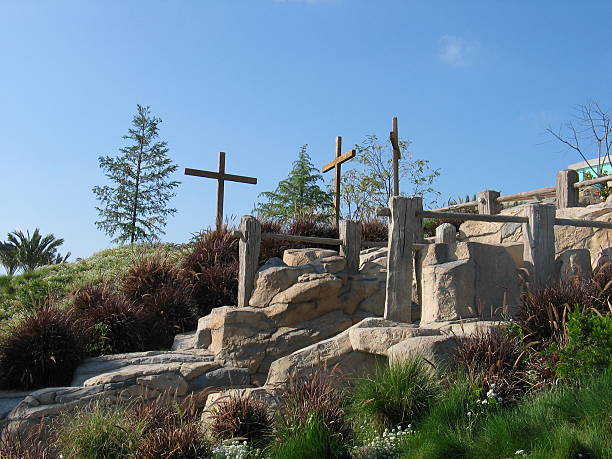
[[283, 248, 338, 267]]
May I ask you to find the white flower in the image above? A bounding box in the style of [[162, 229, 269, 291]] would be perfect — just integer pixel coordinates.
[[481, 399, 488, 405], [515, 450, 526, 455], [467, 411, 473, 417]]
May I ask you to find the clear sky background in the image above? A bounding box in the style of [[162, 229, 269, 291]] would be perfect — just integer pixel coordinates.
[[1, 0, 611, 261]]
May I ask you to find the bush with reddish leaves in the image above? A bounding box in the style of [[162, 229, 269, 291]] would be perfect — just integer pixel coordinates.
[[208, 392, 272, 446], [455, 326, 528, 403], [361, 219, 388, 243], [71, 283, 157, 355], [0, 307, 84, 390], [182, 227, 239, 316], [122, 256, 197, 342]]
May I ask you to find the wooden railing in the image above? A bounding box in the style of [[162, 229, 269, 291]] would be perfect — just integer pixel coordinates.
[[432, 170, 612, 215]]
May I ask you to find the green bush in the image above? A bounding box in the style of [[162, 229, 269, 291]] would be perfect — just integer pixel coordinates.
[[57, 402, 144, 459], [556, 310, 612, 382], [269, 413, 349, 459], [349, 357, 439, 433], [397, 371, 612, 458]]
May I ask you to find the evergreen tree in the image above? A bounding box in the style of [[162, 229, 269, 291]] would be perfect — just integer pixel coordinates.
[[255, 145, 333, 222], [93, 105, 179, 244]]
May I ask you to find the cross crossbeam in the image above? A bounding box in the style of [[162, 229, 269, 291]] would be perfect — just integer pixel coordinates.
[[185, 152, 257, 231], [321, 136, 356, 227]]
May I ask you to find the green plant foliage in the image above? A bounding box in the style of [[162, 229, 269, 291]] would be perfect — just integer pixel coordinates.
[[349, 357, 439, 433], [208, 393, 272, 446], [255, 145, 333, 223], [340, 135, 440, 221], [269, 413, 349, 459], [57, 402, 144, 459], [556, 310, 612, 381], [2, 228, 70, 274], [396, 371, 612, 458], [93, 104, 180, 244]]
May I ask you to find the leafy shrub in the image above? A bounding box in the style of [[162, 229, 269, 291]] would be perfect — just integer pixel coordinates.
[[361, 219, 388, 243], [278, 369, 349, 439], [137, 423, 210, 459], [0, 422, 56, 458], [122, 256, 197, 343], [182, 227, 239, 316], [0, 307, 84, 390], [455, 327, 528, 402], [208, 393, 271, 446], [57, 402, 143, 459], [350, 357, 438, 432], [72, 283, 156, 355], [556, 310, 612, 382], [269, 413, 349, 459]]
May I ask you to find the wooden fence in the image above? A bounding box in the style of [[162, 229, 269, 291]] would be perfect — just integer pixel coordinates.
[[433, 170, 612, 214], [233, 168, 612, 323]]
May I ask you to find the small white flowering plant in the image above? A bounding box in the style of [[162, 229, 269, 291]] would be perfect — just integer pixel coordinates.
[[350, 425, 415, 459]]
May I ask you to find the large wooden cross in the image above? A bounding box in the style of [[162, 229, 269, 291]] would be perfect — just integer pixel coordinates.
[[185, 152, 257, 231], [322, 136, 356, 226], [390, 116, 401, 196]]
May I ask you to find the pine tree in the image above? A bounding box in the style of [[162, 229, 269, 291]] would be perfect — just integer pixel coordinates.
[[93, 105, 179, 244], [255, 145, 333, 222]]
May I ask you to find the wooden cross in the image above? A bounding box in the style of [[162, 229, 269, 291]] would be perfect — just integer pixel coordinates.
[[390, 116, 401, 196], [321, 136, 356, 226], [185, 152, 257, 231]]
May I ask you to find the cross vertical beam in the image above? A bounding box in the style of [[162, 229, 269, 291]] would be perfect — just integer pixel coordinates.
[[334, 136, 342, 227], [321, 137, 356, 227], [390, 117, 401, 197], [216, 152, 226, 231]]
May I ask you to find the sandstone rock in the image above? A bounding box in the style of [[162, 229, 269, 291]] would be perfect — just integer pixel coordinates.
[[270, 273, 343, 304], [0, 392, 30, 421], [386, 334, 458, 367], [283, 248, 337, 267], [501, 242, 524, 269], [423, 319, 504, 337], [359, 247, 387, 277], [137, 373, 189, 396], [348, 326, 440, 355], [171, 331, 196, 351], [195, 316, 212, 349], [421, 259, 476, 322], [593, 247, 612, 271], [249, 264, 315, 307], [556, 249, 593, 281], [189, 367, 250, 391], [312, 255, 346, 274]]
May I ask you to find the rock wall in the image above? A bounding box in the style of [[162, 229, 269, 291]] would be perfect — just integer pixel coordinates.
[[460, 201, 612, 262]]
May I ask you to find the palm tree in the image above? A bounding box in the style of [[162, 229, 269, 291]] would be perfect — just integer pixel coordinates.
[[5, 229, 70, 272], [0, 242, 20, 276]]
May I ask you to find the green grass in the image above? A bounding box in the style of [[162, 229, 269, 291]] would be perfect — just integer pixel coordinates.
[[397, 370, 612, 458], [268, 414, 349, 459], [349, 356, 440, 435], [56, 401, 145, 459], [0, 243, 187, 322]]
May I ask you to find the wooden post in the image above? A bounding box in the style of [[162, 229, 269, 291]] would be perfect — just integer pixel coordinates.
[[477, 190, 501, 215], [522, 204, 556, 287], [435, 223, 456, 243], [390, 117, 401, 197], [339, 220, 362, 273], [216, 152, 226, 230], [238, 215, 261, 307], [556, 169, 579, 209], [334, 137, 342, 227], [384, 196, 422, 323]]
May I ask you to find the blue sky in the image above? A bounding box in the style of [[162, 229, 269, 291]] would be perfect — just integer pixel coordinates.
[[1, 0, 611, 260]]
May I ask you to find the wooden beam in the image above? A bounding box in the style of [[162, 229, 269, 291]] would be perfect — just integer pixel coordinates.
[[385, 196, 422, 323], [339, 220, 361, 273], [523, 204, 556, 287], [556, 169, 579, 209], [496, 186, 556, 203], [390, 117, 400, 196], [216, 152, 226, 230], [184, 168, 258, 185], [419, 210, 528, 224], [573, 174, 612, 188], [261, 233, 342, 246], [321, 150, 357, 173], [478, 190, 501, 215], [237, 215, 261, 307]]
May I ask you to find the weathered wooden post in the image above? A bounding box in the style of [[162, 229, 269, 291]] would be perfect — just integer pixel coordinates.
[[237, 215, 261, 307], [339, 220, 362, 274], [384, 196, 422, 323], [555, 169, 579, 209], [522, 204, 556, 287], [477, 190, 501, 215], [435, 222, 456, 243]]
